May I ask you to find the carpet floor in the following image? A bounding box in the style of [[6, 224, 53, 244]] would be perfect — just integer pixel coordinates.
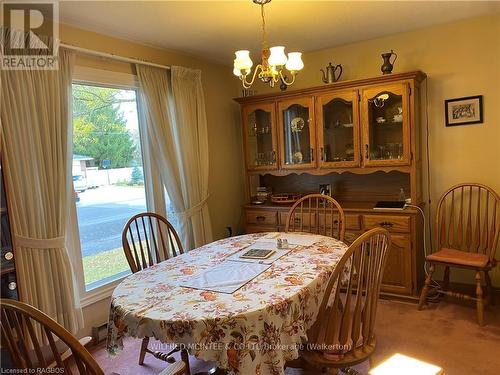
[[91, 298, 500, 374]]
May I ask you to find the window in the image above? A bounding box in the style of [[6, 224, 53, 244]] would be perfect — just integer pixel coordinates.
[[72, 83, 147, 291]]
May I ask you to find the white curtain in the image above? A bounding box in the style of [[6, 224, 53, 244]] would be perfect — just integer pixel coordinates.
[[0, 48, 83, 333], [136, 65, 212, 250], [170, 66, 212, 248]]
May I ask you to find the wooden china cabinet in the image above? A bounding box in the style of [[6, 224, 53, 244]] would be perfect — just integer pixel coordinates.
[[236, 71, 427, 299]]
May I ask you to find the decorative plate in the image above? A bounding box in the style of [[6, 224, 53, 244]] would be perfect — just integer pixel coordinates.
[[290, 117, 305, 132]]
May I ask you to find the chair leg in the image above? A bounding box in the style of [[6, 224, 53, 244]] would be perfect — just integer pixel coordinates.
[[443, 266, 450, 291], [139, 337, 150, 365], [180, 348, 191, 375], [369, 355, 374, 369], [485, 270, 494, 306], [419, 264, 435, 310], [475, 271, 484, 327]]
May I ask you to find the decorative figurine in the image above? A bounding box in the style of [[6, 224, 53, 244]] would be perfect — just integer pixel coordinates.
[[321, 62, 343, 83]]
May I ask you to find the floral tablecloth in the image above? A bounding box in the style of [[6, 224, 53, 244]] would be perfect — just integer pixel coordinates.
[[107, 232, 347, 375]]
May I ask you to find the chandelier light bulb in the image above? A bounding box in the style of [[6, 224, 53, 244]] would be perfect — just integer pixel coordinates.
[[234, 50, 253, 70], [268, 46, 287, 67], [285, 52, 304, 72]]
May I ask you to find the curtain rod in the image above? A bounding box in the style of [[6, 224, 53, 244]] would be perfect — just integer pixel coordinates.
[[60, 43, 171, 70]]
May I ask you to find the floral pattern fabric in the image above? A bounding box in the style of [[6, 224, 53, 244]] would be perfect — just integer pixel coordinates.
[[107, 233, 347, 375]]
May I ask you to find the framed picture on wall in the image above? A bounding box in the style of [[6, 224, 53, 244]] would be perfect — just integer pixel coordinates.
[[319, 184, 332, 197], [445, 95, 483, 127]]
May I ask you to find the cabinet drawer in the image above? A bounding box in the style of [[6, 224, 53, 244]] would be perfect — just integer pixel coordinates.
[[363, 215, 410, 233], [245, 224, 277, 234], [279, 211, 316, 229], [246, 210, 277, 226], [317, 214, 361, 230]]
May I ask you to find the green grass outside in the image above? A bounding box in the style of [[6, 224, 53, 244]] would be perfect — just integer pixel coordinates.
[[83, 247, 130, 285]]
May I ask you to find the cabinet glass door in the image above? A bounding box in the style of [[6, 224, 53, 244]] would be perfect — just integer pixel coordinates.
[[278, 97, 316, 169], [316, 90, 360, 168], [243, 104, 277, 171], [362, 84, 410, 166]]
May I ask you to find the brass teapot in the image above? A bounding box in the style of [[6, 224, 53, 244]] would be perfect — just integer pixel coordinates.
[[320, 62, 343, 83]]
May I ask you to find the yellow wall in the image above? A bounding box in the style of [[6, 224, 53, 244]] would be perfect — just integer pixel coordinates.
[[251, 14, 500, 284], [59, 23, 244, 335]]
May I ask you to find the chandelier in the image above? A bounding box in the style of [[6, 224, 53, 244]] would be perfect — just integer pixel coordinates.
[[233, 0, 304, 89]]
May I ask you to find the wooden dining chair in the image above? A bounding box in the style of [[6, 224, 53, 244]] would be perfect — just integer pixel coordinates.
[[122, 212, 190, 370], [288, 228, 391, 374], [1, 298, 104, 374], [418, 183, 500, 326], [122, 212, 184, 273], [0, 299, 186, 375], [285, 193, 346, 241]]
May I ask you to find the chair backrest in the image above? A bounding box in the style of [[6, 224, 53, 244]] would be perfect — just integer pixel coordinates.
[[308, 228, 391, 354], [436, 183, 500, 259], [0, 299, 104, 374], [122, 212, 184, 273], [285, 194, 346, 241]]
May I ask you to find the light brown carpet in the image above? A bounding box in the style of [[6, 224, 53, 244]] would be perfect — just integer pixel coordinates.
[[91, 299, 500, 374]]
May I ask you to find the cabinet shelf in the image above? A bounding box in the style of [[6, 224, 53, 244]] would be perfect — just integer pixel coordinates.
[[374, 121, 403, 126]]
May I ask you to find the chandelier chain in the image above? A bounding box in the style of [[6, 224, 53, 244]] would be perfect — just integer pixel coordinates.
[[261, 4, 268, 50]]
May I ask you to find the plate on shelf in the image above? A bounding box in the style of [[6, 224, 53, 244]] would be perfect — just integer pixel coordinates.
[[251, 200, 265, 205], [290, 117, 305, 132]]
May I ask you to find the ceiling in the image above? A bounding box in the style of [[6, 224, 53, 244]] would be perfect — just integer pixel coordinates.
[[60, 1, 500, 65]]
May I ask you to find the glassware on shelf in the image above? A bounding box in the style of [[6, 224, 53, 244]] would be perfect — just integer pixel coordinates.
[[387, 143, 395, 159], [397, 143, 403, 159], [399, 188, 406, 202], [377, 145, 385, 160], [246, 107, 276, 168], [249, 123, 257, 136]]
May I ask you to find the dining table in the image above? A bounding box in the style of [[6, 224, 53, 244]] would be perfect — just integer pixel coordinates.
[[106, 232, 348, 375]]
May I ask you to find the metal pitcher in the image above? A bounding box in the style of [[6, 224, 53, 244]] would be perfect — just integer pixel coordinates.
[[320, 62, 343, 83], [381, 50, 397, 74]]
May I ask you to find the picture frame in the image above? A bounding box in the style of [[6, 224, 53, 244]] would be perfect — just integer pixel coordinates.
[[445, 95, 483, 127], [319, 183, 332, 197]]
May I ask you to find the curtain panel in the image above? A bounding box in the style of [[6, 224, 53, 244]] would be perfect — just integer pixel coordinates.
[[136, 64, 212, 250], [0, 47, 83, 333], [170, 66, 212, 248]]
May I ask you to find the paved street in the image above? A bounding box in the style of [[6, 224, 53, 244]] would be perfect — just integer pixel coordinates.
[[76, 186, 146, 258]]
